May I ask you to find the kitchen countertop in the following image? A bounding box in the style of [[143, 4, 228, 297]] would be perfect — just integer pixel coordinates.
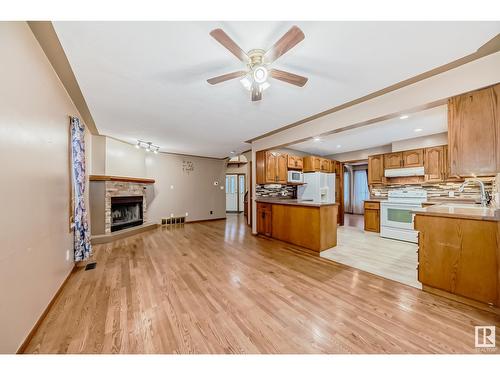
[[255, 198, 338, 207], [364, 198, 386, 203], [412, 204, 500, 222]]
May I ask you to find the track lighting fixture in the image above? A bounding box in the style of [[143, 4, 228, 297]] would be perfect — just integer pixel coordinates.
[[136, 140, 160, 153]]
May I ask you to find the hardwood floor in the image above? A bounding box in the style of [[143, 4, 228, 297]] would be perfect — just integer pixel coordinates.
[[24, 214, 499, 354]]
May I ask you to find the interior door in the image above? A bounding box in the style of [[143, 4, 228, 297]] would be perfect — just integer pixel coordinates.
[[225, 174, 238, 212], [238, 175, 245, 212]]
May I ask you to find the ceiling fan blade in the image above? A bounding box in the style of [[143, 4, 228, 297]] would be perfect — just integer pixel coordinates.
[[270, 69, 308, 87], [207, 71, 247, 85], [264, 25, 305, 63], [251, 85, 262, 102], [209, 28, 249, 62]]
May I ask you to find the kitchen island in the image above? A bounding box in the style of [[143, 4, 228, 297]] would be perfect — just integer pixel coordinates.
[[256, 198, 338, 252], [414, 203, 500, 308]]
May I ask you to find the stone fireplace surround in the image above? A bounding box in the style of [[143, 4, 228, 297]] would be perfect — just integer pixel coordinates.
[[89, 175, 155, 238], [105, 181, 146, 233]]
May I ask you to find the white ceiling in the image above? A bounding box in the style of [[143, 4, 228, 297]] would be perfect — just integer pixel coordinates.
[[53, 21, 499, 158], [289, 105, 448, 156]]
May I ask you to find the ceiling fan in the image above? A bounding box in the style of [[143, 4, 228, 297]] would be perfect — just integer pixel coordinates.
[[207, 25, 308, 102]]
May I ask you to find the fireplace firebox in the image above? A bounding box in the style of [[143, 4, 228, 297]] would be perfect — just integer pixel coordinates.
[[110, 196, 144, 232]]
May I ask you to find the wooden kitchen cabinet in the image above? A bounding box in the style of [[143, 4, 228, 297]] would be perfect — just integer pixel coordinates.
[[320, 158, 330, 172], [303, 155, 321, 172], [368, 154, 384, 184], [256, 150, 288, 184], [364, 201, 380, 232], [415, 214, 499, 306], [256, 203, 272, 236], [448, 83, 500, 177], [402, 149, 424, 167], [287, 155, 303, 170], [384, 152, 403, 169], [329, 159, 337, 173], [424, 146, 445, 182]]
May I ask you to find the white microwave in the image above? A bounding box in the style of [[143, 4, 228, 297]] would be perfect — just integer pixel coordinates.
[[288, 171, 303, 183]]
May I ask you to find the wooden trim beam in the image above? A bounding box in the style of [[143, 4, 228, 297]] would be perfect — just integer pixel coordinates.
[[89, 175, 155, 184]]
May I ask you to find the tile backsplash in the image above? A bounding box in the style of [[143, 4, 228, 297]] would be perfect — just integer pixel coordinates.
[[256, 184, 296, 198], [370, 177, 494, 202]]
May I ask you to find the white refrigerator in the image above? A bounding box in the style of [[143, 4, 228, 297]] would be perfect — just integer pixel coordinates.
[[297, 172, 336, 203]]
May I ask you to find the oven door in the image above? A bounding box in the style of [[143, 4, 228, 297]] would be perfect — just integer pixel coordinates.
[[380, 203, 416, 230]]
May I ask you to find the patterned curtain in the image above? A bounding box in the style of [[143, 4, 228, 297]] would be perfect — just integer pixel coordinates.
[[71, 116, 92, 261]]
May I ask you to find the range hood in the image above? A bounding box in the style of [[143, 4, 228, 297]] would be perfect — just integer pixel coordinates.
[[384, 166, 425, 177]]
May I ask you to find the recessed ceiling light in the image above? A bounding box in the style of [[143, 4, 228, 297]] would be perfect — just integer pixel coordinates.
[[230, 151, 235, 154], [336, 145, 342, 148], [313, 137, 321, 142], [400, 115, 409, 120], [414, 128, 423, 132]]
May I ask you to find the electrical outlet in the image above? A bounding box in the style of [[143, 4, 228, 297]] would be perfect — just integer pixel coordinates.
[[170, 213, 174, 217], [185, 212, 189, 217], [210, 211, 213, 215], [170, 185, 174, 189], [449, 191, 455, 197], [220, 186, 224, 190]]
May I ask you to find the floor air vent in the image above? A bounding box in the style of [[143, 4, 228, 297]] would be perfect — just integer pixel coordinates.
[[85, 262, 97, 271], [162, 216, 185, 228]]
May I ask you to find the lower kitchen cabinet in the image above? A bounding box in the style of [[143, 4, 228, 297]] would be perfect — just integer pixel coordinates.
[[415, 214, 499, 306], [363, 201, 380, 232], [256, 200, 338, 251], [256, 203, 272, 237]]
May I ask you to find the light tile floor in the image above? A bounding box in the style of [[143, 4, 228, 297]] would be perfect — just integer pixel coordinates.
[[321, 226, 421, 289]]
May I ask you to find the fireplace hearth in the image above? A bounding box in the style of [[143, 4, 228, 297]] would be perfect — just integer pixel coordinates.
[[110, 196, 144, 232]]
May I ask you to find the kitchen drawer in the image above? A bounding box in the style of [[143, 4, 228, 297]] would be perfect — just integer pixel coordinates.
[[364, 201, 380, 210], [257, 202, 272, 211]]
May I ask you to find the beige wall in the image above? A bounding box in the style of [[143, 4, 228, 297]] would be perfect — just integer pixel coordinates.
[[391, 132, 447, 151], [0, 22, 83, 353], [105, 137, 147, 177], [90, 134, 106, 175], [146, 152, 226, 222], [95, 137, 226, 222]]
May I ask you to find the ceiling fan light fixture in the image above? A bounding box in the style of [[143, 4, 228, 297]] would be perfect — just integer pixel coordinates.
[[253, 66, 268, 84], [240, 76, 252, 91], [259, 81, 270, 91]]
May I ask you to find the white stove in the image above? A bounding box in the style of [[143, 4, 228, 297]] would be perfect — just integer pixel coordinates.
[[380, 189, 427, 243]]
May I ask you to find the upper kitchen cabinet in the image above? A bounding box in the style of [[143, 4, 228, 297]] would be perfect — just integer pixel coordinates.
[[303, 155, 321, 172], [424, 146, 445, 182], [320, 158, 330, 172], [448, 83, 500, 177], [383, 152, 403, 169], [329, 159, 338, 173], [402, 149, 424, 167], [368, 154, 384, 184], [287, 155, 303, 170], [256, 150, 288, 184]]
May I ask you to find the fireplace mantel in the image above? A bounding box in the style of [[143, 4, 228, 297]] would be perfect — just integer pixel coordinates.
[[89, 175, 155, 184]]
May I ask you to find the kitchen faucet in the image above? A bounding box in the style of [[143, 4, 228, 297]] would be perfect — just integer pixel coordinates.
[[457, 179, 490, 206]]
